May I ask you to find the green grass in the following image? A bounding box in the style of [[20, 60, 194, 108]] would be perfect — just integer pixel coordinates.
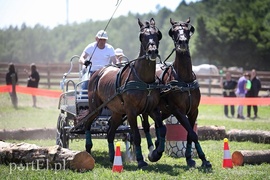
[[0, 93, 59, 129], [0, 93, 270, 179], [1, 93, 269, 131], [1, 139, 270, 180], [198, 104, 270, 131]]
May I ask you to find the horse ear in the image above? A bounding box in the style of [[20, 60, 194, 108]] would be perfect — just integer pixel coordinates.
[[170, 18, 175, 26], [186, 17, 190, 24], [150, 18, 155, 26], [138, 18, 144, 28]]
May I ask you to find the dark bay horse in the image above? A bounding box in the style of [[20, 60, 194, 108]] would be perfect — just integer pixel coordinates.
[[143, 18, 212, 168], [82, 18, 166, 169]]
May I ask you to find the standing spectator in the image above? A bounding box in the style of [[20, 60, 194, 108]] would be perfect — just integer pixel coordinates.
[[5, 62, 18, 109], [235, 72, 250, 119], [24, 63, 40, 107], [246, 69, 261, 118], [220, 72, 237, 117]]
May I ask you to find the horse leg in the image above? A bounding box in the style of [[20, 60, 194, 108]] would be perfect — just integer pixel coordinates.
[[173, 110, 197, 167], [107, 113, 123, 163], [141, 113, 154, 158], [188, 110, 212, 168], [127, 113, 148, 169], [84, 113, 99, 154], [148, 109, 166, 162]]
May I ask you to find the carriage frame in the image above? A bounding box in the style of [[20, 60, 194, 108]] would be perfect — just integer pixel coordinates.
[[56, 55, 135, 158]]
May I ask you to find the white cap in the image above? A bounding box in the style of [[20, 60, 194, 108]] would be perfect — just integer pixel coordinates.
[[115, 48, 124, 56], [96, 30, 108, 39]]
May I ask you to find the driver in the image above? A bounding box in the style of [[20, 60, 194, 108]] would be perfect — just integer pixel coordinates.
[[79, 30, 117, 93]]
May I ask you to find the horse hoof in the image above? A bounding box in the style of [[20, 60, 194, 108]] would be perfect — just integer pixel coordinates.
[[186, 159, 196, 168], [138, 160, 148, 169], [202, 160, 212, 169], [148, 150, 162, 162]]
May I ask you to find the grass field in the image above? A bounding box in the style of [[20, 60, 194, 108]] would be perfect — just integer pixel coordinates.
[[0, 93, 270, 179]]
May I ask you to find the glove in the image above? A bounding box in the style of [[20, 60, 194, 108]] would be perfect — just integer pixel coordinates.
[[84, 60, 90, 67]]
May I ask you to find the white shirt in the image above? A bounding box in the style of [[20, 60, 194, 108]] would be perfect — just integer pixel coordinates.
[[84, 42, 115, 71]]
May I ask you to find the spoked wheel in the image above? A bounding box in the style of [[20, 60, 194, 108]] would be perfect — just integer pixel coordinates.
[[56, 113, 69, 148]]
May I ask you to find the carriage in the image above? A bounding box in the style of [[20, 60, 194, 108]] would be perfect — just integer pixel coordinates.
[[55, 55, 135, 158]]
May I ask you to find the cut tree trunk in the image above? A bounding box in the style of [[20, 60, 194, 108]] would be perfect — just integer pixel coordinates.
[[197, 125, 226, 140], [228, 129, 270, 143], [0, 141, 95, 172], [232, 150, 270, 166]]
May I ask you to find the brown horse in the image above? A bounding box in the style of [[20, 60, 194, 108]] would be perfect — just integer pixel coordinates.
[[143, 18, 212, 168], [82, 18, 166, 169]]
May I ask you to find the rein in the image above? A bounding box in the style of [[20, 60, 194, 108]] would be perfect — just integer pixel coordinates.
[[162, 48, 176, 65]]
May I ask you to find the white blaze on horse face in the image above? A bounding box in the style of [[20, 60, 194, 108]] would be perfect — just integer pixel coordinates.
[[179, 29, 187, 41], [147, 38, 158, 61], [148, 39, 157, 51]]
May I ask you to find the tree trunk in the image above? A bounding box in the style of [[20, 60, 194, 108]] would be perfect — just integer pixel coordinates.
[[232, 150, 270, 166], [228, 129, 270, 143], [197, 125, 226, 140], [0, 141, 95, 172]]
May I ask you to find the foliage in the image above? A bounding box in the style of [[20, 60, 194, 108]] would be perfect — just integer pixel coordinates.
[[0, 0, 269, 70], [194, 0, 270, 69]]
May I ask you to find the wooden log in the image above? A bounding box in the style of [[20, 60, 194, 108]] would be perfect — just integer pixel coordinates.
[[197, 125, 226, 140], [227, 129, 270, 144], [232, 150, 270, 166], [0, 141, 95, 172]]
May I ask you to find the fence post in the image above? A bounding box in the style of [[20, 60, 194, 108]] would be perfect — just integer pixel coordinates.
[[208, 75, 212, 97]]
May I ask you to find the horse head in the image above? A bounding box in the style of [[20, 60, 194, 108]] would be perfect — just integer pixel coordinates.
[[168, 18, 195, 52], [138, 18, 162, 61]]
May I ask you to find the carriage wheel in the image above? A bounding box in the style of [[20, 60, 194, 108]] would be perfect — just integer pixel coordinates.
[[56, 113, 69, 148]]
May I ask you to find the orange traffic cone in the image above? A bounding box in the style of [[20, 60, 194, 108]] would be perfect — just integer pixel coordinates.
[[223, 138, 233, 168], [112, 142, 123, 172]]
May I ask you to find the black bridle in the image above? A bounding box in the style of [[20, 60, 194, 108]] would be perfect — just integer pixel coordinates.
[[171, 23, 193, 50], [139, 25, 162, 62]]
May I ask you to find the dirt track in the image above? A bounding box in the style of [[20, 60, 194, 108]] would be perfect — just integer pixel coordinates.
[[0, 128, 56, 140]]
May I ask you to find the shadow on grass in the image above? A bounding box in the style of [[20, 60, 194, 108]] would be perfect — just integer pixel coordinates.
[[92, 150, 212, 176]]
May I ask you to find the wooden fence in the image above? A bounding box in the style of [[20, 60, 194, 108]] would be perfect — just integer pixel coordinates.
[[1, 62, 270, 97]]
